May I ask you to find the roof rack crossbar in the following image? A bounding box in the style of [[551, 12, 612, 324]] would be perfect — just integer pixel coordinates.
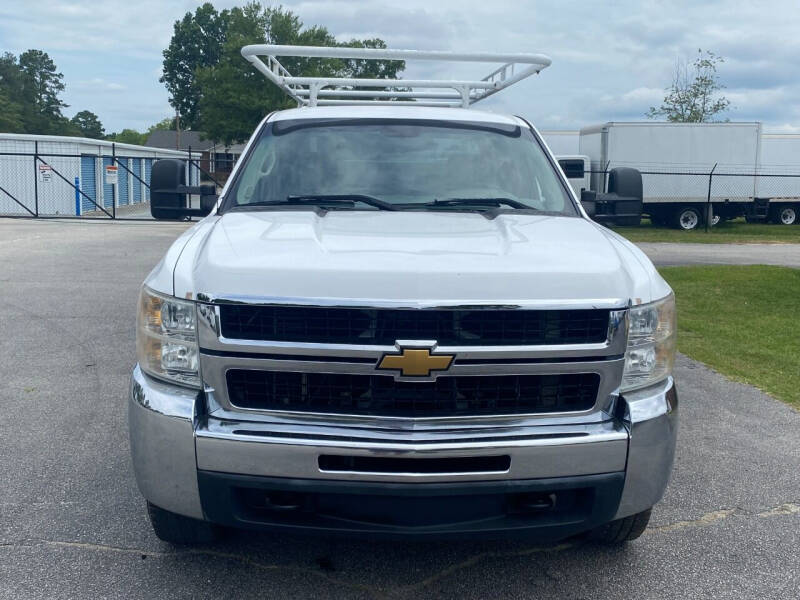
[[241, 45, 551, 108], [294, 89, 464, 100]]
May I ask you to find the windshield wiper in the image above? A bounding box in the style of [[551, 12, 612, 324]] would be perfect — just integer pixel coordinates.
[[232, 194, 398, 212], [286, 194, 398, 211], [424, 197, 531, 210]]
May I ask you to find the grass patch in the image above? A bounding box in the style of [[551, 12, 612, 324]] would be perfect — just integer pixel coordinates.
[[659, 265, 800, 405], [613, 218, 800, 244]]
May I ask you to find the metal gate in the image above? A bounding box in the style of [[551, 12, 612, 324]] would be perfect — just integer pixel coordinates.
[[0, 138, 201, 219]]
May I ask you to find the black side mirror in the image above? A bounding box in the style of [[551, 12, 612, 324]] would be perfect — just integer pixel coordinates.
[[605, 167, 643, 226], [151, 159, 216, 220], [580, 189, 597, 217]]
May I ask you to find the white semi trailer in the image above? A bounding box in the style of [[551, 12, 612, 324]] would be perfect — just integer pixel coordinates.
[[572, 122, 800, 229]]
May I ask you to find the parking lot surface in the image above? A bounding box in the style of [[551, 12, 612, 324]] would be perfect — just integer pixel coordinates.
[[639, 241, 800, 267], [1, 218, 799, 599]]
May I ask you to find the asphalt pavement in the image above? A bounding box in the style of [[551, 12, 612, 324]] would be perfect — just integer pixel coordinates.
[[1, 218, 799, 599], [639, 241, 800, 267]]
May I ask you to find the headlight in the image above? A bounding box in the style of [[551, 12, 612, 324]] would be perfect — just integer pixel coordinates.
[[621, 293, 676, 392], [136, 286, 200, 388]]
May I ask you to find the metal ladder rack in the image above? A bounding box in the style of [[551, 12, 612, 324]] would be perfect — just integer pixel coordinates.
[[241, 45, 551, 108]]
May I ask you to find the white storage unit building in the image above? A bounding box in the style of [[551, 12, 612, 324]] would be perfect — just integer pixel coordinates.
[[0, 134, 194, 217]]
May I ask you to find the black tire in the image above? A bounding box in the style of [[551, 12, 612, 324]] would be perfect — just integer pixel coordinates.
[[146, 502, 220, 545], [671, 206, 702, 230], [588, 509, 651, 544], [769, 205, 798, 225]]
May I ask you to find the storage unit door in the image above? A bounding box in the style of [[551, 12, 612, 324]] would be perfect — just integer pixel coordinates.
[[80, 155, 97, 214], [118, 159, 129, 205], [132, 159, 142, 204], [102, 157, 114, 208], [144, 159, 153, 201]]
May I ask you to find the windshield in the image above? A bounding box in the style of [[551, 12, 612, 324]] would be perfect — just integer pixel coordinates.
[[226, 118, 576, 215]]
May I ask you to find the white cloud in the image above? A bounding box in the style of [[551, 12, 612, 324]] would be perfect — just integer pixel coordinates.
[[72, 78, 127, 92], [764, 123, 800, 133]]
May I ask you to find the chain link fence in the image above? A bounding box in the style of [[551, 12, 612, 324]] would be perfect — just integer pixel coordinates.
[[586, 164, 800, 228], [4, 146, 799, 226], [0, 142, 207, 220]]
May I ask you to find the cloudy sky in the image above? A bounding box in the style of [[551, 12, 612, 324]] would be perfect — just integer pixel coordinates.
[[1, 0, 798, 133]]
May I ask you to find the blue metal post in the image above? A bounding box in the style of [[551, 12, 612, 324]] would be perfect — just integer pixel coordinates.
[[75, 176, 81, 215]]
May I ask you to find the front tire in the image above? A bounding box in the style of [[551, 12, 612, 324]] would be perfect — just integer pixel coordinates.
[[587, 508, 651, 544], [147, 502, 220, 545]]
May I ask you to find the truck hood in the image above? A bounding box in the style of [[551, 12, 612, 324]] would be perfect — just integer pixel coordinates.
[[163, 211, 667, 307]]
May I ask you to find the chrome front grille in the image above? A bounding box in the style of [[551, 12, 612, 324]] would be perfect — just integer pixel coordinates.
[[226, 370, 600, 417], [197, 301, 628, 421], [218, 305, 611, 346]]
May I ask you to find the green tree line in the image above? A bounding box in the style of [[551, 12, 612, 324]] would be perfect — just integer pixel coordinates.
[[0, 49, 168, 141], [0, 49, 104, 137]]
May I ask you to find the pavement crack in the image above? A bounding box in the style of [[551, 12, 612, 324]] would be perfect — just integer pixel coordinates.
[[4, 499, 798, 597], [646, 508, 738, 534], [758, 502, 800, 517], [647, 499, 800, 536], [386, 542, 573, 596], [1, 538, 387, 598]]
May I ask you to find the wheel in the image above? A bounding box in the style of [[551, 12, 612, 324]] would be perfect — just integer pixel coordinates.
[[771, 205, 797, 225], [711, 214, 721, 226], [671, 206, 702, 230], [588, 509, 651, 544], [146, 502, 220, 545]]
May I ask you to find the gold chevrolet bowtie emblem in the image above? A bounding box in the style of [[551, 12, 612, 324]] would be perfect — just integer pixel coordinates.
[[378, 348, 454, 377]]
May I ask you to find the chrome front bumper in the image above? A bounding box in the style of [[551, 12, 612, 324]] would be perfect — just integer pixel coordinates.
[[129, 365, 677, 524]]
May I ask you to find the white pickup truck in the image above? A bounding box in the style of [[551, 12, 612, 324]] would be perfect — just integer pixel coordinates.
[[129, 46, 678, 545]]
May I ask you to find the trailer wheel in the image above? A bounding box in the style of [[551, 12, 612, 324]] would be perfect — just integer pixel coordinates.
[[672, 206, 702, 230], [771, 205, 798, 225]]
